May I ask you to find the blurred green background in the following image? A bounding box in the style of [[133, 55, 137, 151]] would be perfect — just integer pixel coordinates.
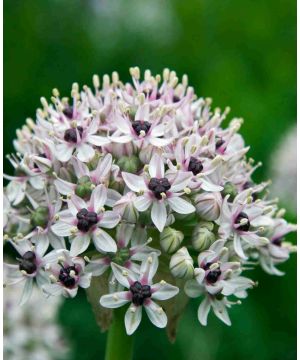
[[4, 1, 296, 359]]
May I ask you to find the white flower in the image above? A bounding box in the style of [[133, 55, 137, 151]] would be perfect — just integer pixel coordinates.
[[51, 184, 120, 256], [122, 153, 195, 231], [42, 249, 92, 298], [100, 253, 179, 335]]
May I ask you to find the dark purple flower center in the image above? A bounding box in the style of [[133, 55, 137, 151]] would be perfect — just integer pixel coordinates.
[[243, 182, 258, 201], [33, 153, 47, 169], [130, 281, 151, 306], [173, 95, 180, 103], [64, 126, 84, 143], [59, 265, 78, 288], [63, 106, 74, 119], [188, 156, 203, 175], [148, 177, 171, 200], [235, 212, 250, 232], [206, 269, 222, 284], [132, 121, 151, 136], [18, 251, 37, 274], [216, 137, 225, 149], [272, 237, 283, 247], [76, 208, 98, 232]]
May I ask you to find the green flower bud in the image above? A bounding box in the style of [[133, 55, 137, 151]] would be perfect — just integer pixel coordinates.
[[117, 156, 140, 173], [221, 182, 237, 202], [170, 247, 194, 279], [160, 227, 184, 254], [30, 206, 49, 228], [192, 223, 216, 252], [75, 176, 93, 199], [113, 248, 130, 265]]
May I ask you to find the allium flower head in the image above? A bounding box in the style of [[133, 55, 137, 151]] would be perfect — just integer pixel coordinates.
[[4, 68, 296, 336]]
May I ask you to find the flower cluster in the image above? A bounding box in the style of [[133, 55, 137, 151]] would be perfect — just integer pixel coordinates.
[[4, 68, 296, 335]]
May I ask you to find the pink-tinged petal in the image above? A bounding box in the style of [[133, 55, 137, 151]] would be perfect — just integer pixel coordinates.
[[194, 268, 206, 285], [201, 179, 223, 192], [116, 223, 135, 248], [69, 194, 87, 215], [125, 305, 142, 335], [169, 172, 192, 192], [71, 157, 90, 178], [135, 103, 150, 122], [70, 234, 91, 256], [51, 221, 74, 237], [93, 154, 112, 179], [64, 287, 79, 298], [115, 113, 132, 134], [233, 233, 247, 260], [100, 291, 131, 309], [122, 172, 148, 192], [140, 253, 159, 285], [144, 300, 167, 328], [106, 189, 122, 207], [85, 257, 110, 276], [54, 178, 76, 195], [92, 229, 117, 253], [184, 279, 203, 298], [149, 153, 164, 178], [151, 282, 179, 300], [149, 137, 173, 147], [55, 143, 74, 162], [167, 196, 195, 214], [197, 296, 211, 326], [87, 118, 99, 135], [130, 245, 161, 261], [48, 230, 66, 250], [100, 211, 121, 229], [88, 135, 110, 147], [151, 201, 167, 232], [90, 185, 107, 213], [133, 195, 152, 212], [77, 144, 95, 162], [111, 263, 138, 288], [110, 135, 133, 144]]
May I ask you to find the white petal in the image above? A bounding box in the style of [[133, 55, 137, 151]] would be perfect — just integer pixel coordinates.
[[133, 195, 152, 212], [149, 137, 173, 147], [77, 143, 95, 162], [69, 194, 87, 215], [100, 211, 121, 229], [111, 262, 138, 288], [114, 113, 132, 134], [197, 296, 211, 326], [48, 231, 66, 249], [170, 172, 192, 192], [85, 258, 110, 276], [42, 283, 63, 297], [122, 172, 148, 192], [211, 300, 231, 326], [201, 178, 223, 192], [55, 143, 74, 162], [19, 278, 34, 306], [106, 189, 122, 207], [51, 221, 74, 237], [125, 305, 142, 335], [32, 233, 49, 257], [78, 273, 92, 288], [110, 135, 133, 143], [151, 282, 179, 300], [151, 201, 167, 232], [140, 253, 159, 284], [144, 300, 167, 328], [91, 184, 107, 213], [70, 234, 91, 256], [167, 196, 195, 214], [149, 153, 164, 178], [233, 233, 247, 260], [54, 178, 75, 195], [88, 135, 110, 147], [92, 229, 117, 253], [100, 291, 131, 309]]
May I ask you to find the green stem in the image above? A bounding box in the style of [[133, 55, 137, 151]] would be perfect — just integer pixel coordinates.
[[105, 307, 134, 360]]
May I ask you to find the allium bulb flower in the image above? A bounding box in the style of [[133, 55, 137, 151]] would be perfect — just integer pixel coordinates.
[[4, 67, 296, 347]]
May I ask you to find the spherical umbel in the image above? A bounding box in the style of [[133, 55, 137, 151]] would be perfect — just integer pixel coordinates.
[[132, 121, 151, 136], [148, 177, 171, 199], [130, 281, 152, 306], [76, 208, 98, 232], [18, 251, 37, 274]]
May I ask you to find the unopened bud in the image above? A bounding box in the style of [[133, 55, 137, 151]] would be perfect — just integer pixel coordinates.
[[192, 222, 216, 251], [117, 156, 140, 173], [30, 207, 49, 229], [221, 182, 237, 202], [75, 176, 93, 199], [160, 227, 184, 254], [170, 247, 194, 279], [194, 192, 222, 221]]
